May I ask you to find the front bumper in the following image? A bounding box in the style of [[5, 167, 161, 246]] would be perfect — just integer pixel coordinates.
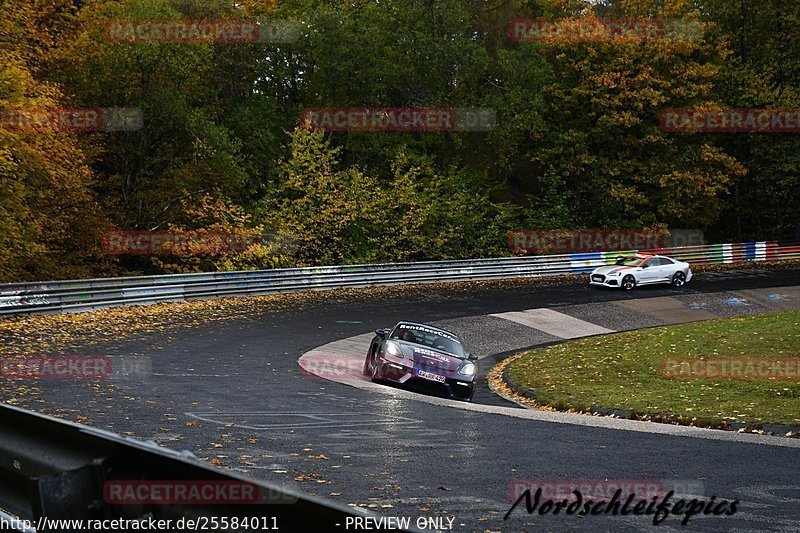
[[589, 273, 621, 288], [377, 359, 475, 400]]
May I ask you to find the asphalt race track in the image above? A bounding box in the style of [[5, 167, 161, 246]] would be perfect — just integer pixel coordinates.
[[13, 267, 800, 532]]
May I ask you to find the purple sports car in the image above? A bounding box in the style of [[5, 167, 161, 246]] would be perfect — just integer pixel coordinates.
[[363, 321, 476, 401]]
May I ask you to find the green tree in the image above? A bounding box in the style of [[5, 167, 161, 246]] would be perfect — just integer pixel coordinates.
[[265, 127, 381, 265], [700, 0, 800, 240]]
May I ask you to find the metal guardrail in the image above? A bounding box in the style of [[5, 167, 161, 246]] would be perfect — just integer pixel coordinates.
[[1, 241, 798, 318], [0, 403, 418, 532]]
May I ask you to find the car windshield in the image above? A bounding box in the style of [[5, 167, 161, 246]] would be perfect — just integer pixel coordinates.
[[615, 256, 645, 267], [391, 325, 465, 357]]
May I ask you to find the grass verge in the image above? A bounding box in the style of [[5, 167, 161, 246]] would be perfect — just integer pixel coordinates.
[[505, 311, 800, 427]]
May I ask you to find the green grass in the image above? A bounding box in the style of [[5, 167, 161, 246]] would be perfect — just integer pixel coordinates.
[[506, 311, 800, 427]]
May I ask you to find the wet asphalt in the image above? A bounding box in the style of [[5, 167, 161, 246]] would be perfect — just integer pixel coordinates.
[[13, 267, 800, 532]]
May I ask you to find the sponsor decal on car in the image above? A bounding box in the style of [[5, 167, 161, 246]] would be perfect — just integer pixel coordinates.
[[416, 352, 451, 363], [400, 324, 460, 343]]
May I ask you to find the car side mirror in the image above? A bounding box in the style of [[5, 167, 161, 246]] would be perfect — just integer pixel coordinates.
[[468, 353, 478, 361], [641, 264, 649, 269], [375, 329, 386, 338]]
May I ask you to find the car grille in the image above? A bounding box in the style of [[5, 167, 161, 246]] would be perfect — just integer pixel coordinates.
[[592, 274, 605, 283]]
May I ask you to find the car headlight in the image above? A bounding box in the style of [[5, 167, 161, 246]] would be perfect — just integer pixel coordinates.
[[458, 362, 475, 376], [385, 341, 403, 357], [607, 271, 620, 276]]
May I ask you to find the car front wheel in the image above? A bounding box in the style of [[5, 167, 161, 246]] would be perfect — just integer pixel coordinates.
[[371, 360, 385, 383], [622, 275, 636, 290], [672, 271, 687, 287]]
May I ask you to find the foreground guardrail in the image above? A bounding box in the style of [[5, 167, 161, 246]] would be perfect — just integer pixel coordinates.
[[1, 241, 798, 318], [0, 404, 417, 532]]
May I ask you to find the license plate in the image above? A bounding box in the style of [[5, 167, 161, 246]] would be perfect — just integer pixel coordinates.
[[418, 370, 445, 383], [592, 276, 603, 282]]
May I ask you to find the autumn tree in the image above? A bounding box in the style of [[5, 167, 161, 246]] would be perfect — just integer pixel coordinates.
[[0, 0, 110, 281]]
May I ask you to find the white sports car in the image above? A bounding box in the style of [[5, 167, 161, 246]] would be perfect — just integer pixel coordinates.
[[589, 254, 692, 290]]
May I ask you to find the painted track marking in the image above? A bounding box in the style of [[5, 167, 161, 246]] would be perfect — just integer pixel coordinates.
[[489, 308, 613, 338]]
